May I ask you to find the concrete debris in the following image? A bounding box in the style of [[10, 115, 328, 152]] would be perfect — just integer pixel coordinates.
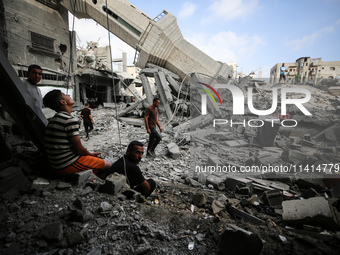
[[2, 59, 340, 255], [227, 206, 265, 225], [282, 197, 340, 230], [99, 172, 128, 195], [263, 190, 284, 207], [166, 142, 181, 159], [192, 193, 207, 207], [217, 224, 263, 255], [41, 222, 64, 242]]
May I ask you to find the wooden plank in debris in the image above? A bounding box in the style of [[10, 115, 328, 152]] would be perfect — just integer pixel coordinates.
[[228, 206, 265, 225]]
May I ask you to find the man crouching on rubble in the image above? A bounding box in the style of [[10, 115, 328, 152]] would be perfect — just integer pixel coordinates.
[[43, 89, 112, 178], [109, 141, 156, 198]]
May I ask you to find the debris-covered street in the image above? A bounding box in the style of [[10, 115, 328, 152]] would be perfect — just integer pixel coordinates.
[[1, 79, 340, 254], [1, 0, 340, 254]]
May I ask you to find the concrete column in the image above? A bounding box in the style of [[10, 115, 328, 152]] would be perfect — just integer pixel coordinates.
[[122, 52, 127, 72], [314, 65, 319, 85], [154, 72, 173, 120], [107, 81, 112, 103], [140, 73, 153, 106], [165, 74, 180, 95], [157, 71, 172, 102]]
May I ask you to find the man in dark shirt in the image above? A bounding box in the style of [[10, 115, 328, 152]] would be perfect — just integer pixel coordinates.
[[110, 141, 156, 197], [80, 103, 94, 140], [144, 98, 163, 157]]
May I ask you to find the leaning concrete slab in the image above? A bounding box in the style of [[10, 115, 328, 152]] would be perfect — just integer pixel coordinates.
[[140, 73, 153, 106], [117, 101, 143, 117], [165, 74, 180, 95], [146, 63, 181, 80], [154, 72, 173, 120], [157, 71, 173, 102]]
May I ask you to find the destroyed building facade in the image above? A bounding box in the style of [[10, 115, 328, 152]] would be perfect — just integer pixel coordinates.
[[270, 57, 340, 85], [1, 0, 75, 89], [61, 0, 234, 81]]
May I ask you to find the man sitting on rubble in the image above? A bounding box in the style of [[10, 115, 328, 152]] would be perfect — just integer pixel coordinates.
[[43, 89, 112, 178], [109, 141, 156, 198]]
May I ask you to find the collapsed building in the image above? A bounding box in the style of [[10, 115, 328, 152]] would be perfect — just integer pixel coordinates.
[[1, 0, 340, 254]]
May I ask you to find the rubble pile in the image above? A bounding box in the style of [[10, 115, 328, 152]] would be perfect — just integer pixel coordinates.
[[1, 75, 340, 254]]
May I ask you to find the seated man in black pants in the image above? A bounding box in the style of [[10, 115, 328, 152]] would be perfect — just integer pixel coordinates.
[[110, 141, 156, 198]]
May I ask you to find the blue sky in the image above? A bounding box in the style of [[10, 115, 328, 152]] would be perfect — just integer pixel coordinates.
[[70, 0, 340, 78]]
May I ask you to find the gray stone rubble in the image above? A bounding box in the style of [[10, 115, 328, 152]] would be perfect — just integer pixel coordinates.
[[1, 78, 340, 254]]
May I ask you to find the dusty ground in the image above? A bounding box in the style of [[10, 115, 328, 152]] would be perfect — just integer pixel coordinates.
[[1, 91, 340, 254]]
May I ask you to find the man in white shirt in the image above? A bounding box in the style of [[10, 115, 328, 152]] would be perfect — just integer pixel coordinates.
[[23, 64, 43, 109]]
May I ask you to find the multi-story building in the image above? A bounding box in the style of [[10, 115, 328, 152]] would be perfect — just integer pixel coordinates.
[[1, 0, 131, 106], [1, 0, 75, 89], [270, 57, 340, 85]]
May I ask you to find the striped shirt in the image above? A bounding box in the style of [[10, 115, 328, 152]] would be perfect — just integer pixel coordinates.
[[44, 111, 80, 170]]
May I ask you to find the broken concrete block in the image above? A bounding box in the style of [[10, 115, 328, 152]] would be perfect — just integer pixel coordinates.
[[41, 222, 64, 242], [225, 176, 253, 195], [99, 173, 127, 195], [74, 170, 93, 186], [192, 193, 207, 207], [67, 232, 84, 247], [212, 200, 225, 214], [103, 103, 116, 108], [206, 175, 225, 190], [194, 172, 208, 185], [255, 153, 279, 166], [284, 150, 308, 166], [69, 198, 93, 223], [282, 197, 340, 230], [245, 156, 256, 166], [328, 86, 340, 96], [217, 224, 263, 255], [167, 142, 181, 159], [336, 106, 340, 114], [185, 177, 202, 188], [264, 190, 283, 207]]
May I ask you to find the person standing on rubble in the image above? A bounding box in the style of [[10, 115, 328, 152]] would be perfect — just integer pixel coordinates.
[[144, 98, 163, 157], [43, 89, 112, 178], [279, 63, 287, 84], [80, 103, 94, 140], [24, 64, 43, 109], [109, 141, 156, 198]]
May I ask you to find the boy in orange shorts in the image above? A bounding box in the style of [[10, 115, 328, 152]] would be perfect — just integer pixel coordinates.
[[43, 90, 111, 178]]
